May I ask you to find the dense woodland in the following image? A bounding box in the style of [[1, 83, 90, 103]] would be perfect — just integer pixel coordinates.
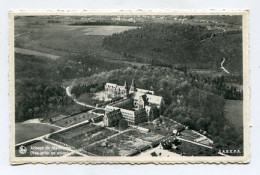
[[102, 23, 242, 74], [15, 53, 86, 122]]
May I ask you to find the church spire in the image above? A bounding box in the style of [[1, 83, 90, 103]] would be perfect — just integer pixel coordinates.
[[124, 81, 128, 88], [123, 81, 129, 99], [130, 79, 137, 93]]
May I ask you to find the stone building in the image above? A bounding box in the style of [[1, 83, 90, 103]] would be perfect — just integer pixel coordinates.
[[103, 79, 164, 126], [103, 109, 122, 127]]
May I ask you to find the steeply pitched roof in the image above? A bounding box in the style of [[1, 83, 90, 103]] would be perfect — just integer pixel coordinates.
[[105, 83, 125, 90], [132, 92, 163, 105], [105, 109, 122, 120], [136, 88, 154, 95], [146, 94, 163, 105]]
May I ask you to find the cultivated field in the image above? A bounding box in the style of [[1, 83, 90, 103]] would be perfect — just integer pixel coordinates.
[[15, 140, 70, 157], [53, 112, 99, 127], [15, 123, 60, 144], [139, 118, 184, 136], [224, 100, 243, 134], [85, 129, 164, 156], [15, 20, 136, 61], [82, 25, 137, 36], [49, 124, 118, 149]]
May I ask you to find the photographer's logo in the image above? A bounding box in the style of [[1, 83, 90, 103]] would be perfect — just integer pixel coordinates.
[[19, 145, 27, 155]]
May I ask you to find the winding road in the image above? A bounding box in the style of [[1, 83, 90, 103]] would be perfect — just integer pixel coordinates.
[[65, 86, 103, 110], [220, 57, 230, 74]]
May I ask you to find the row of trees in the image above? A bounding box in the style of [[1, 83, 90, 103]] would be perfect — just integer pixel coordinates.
[[71, 83, 105, 98]]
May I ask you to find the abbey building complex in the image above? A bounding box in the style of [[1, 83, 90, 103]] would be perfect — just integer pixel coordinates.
[[103, 80, 164, 126]]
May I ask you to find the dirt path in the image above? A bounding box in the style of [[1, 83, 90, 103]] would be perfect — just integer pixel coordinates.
[[221, 57, 231, 74], [15, 32, 30, 37], [15, 47, 60, 60], [65, 86, 104, 110]]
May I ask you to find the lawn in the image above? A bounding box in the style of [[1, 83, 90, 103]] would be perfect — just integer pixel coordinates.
[[49, 124, 118, 149], [224, 100, 243, 134], [15, 123, 60, 144], [15, 140, 70, 157]]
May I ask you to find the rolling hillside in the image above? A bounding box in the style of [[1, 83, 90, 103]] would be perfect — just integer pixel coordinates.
[[102, 23, 242, 74]]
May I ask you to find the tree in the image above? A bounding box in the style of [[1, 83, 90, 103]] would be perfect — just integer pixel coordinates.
[[196, 118, 207, 130], [148, 106, 159, 122], [208, 121, 218, 136], [118, 119, 128, 130], [182, 117, 195, 129]]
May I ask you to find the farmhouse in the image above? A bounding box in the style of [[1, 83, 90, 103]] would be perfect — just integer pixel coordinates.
[[103, 79, 164, 126]]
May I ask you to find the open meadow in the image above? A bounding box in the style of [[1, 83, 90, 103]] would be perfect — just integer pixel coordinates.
[[224, 100, 243, 134], [15, 123, 60, 144]]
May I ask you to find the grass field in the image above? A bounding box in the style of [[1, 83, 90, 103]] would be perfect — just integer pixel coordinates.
[[15, 19, 135, 62], [174, 140, 218, 156], [82, 25, 137, 36], [15, 20, 134, 81], [50, 124, 118, 149], [15, 140, 70, 157], [15, 123, 60, 144], [224, 100, 243, 134]]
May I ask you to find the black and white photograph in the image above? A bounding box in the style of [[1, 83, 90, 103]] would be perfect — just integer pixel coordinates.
[[9, 11, 249, 164]]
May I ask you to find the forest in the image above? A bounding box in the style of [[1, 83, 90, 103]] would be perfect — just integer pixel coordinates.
[[15, 53, 87, 122], [102, 23, 242, 74]]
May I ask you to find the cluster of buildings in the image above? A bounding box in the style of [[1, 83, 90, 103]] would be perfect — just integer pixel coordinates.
[[103, 80, 164, 126]]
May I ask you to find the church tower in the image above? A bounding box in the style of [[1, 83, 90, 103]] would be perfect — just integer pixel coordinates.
[[129, 79, 137, 94], [123, 81, 129, 99]]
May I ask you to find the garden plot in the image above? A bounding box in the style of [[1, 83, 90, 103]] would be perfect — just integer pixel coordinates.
[[49, 124, 118, 149], [179, 130, 202, 141], [123, 130, 164, 143], [53, 112, 98, 127], [139, 118, 184, 136], [85, 129, 164, 156]]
